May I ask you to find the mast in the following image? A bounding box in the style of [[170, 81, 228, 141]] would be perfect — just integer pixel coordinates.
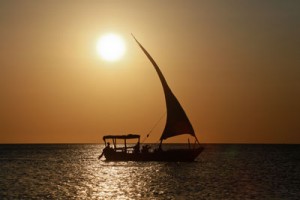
[[132, 35, 197, 143]]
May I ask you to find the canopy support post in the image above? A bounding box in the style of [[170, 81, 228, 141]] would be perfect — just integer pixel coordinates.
[[124, 139, 127, 153]]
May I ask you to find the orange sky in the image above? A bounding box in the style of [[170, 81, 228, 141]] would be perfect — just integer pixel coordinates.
[[1, 1, 299, 143]]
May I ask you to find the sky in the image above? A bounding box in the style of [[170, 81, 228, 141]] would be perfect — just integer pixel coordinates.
[[0, 0, 299, 144]]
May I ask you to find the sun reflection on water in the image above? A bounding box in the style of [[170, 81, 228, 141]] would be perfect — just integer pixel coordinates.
[[65, 145, 174, 199], [93, 162, 167, 199]]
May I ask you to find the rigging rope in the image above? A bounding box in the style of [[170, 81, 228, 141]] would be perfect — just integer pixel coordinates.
[[141, 112, 166, 144]]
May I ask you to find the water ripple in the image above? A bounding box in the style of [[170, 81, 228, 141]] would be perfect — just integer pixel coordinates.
[[0, 144, 299, 199]]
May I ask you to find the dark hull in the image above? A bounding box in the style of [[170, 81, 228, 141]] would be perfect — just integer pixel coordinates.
[[103, 147, 204, 162]]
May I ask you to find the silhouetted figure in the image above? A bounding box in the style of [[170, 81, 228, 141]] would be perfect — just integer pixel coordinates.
[[98, 142, 112, 159], [133, 142, 140, 154], [142, 145, 151, 153]]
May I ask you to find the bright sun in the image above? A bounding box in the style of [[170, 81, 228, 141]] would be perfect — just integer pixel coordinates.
[[96, 33, 126, 62]]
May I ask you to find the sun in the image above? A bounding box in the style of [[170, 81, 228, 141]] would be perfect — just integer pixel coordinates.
[[96, 33, 126, 62]]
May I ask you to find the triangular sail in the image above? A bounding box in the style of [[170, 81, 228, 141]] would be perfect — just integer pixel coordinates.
[[132, 35, 195, 141]]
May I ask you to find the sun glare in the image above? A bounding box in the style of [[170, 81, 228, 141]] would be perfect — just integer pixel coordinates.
[[96, 33, 126, 62]]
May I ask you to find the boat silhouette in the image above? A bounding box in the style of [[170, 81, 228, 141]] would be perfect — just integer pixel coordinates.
[[99, 35, 204, 161]]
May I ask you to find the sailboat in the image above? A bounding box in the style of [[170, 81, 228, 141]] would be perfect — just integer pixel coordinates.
[[100, 35, 204, 162]]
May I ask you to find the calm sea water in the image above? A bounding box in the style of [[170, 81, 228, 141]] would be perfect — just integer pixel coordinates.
[[0, 144, 299, 199]]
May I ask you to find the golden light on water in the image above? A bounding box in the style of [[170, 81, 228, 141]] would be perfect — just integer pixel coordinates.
[[96, 33, 126, 62]]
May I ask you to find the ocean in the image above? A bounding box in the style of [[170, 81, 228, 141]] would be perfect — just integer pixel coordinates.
[[0, 144, 299, 199]]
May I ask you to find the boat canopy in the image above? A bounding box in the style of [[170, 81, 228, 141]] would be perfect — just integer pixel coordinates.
[[103, 134, 140, 141]]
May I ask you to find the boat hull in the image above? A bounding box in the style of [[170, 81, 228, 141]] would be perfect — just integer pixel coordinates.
[[103, 147, 204, 162]]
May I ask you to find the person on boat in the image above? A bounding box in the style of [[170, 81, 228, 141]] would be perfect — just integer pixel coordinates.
[[98, 142, 112, 159], [104, 142, 112, 151], [154, 143, 163, 153], [141, 145, 150, 153], [133, 142, 140, 154]]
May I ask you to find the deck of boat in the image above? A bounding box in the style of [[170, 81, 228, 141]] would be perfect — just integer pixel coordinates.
[[104, 147, 204, 162]]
